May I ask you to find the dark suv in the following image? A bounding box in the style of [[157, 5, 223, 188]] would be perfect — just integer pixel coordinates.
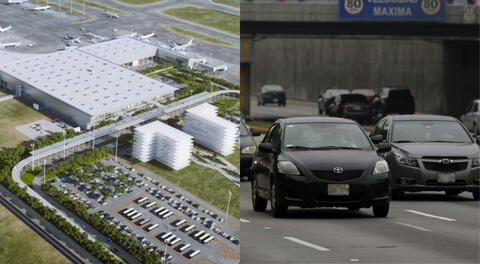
[[370, 115, 480, 200], [329, 94, 372, 122], [372, 87, 415, 118], [257, 85, 286, 106], [250, 117, 392, 218]]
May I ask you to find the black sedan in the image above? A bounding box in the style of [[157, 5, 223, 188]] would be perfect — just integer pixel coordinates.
[[370, 115, 480, 200], [240, 115, 261, 180], [329, 94, 372, 122], [250, 117, 391, 218]]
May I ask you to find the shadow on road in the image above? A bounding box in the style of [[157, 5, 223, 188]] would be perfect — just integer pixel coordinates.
[[394, 192, 476, 202], [270, 208, 375, 219]]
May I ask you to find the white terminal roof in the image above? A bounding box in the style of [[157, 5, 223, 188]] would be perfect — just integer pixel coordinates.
[[136, 120, 193, 141], [79, 37, 158, 65], [0, 45, 176, 117], [0, 50, 40, 66]]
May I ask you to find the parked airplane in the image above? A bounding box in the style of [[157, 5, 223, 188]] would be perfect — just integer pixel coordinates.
[[0, 42, 21, 49], [85, 32, 105, 41], [138, 32, 156, 40], [103, 10, 119, 18], [0, 25, 12, 33], [65, 34, 81, 44], [31, 5, 51, 11], [171, 38, 194, 51]]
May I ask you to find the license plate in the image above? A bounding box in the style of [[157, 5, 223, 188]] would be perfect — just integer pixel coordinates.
[[273, 98, 278, 102], [328, 184, 349, 196], [437, 173, 455, 184], [352, 106, 362, 110]]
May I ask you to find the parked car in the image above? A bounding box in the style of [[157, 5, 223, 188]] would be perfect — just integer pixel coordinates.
[[250, 117, 391, 218], [318, 88, 349, 115], [370, 115, 480, 200], [351, 89, 376, 104], [240, 114, 261, 180], [461, 99, 480, 135], [329, 94, 372, 122], [372, 87, 415, 118], [257, 85, 286, 106]]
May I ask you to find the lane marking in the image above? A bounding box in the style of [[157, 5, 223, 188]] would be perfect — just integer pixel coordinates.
[[240, 218, 250, 223], [405, 210, 456, 222], [393, 221, 431, 232], [283, 236, 330, 252]]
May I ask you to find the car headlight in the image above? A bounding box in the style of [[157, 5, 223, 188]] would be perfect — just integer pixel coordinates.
[[472, 157, 480, 167], [241, 145, 256, 155], [373, 160, 389, 175], [395, 153, 419, 167], [277, 161, 301, 175]]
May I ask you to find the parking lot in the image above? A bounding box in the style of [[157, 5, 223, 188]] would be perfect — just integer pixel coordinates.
[[49, 158, 240, 264]]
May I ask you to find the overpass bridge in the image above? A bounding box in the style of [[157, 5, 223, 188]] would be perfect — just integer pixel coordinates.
[[240, 0, 479, 118]]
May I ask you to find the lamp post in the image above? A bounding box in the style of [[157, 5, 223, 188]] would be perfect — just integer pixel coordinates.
[[31, 143, 35, 170], [43, 159, 46, 184], [115, 132, 120, 162], [225, 190, 232, 223], [63, 130, 66, 159], [92, 124, 96, 149]]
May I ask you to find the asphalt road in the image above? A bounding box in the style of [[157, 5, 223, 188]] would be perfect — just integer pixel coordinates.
[[240, 182, 480, 264], [250, 97, 318, 121]]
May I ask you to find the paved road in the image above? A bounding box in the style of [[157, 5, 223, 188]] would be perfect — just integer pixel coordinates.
[[240, 182, 480, 264], [250, 97, 318, 121]]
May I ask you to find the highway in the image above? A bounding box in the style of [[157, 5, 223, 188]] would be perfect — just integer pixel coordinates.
[[240, 181, 480, 263]]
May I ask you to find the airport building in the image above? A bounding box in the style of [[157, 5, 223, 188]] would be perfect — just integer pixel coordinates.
[[132, 121, 193, 170], [0, 37, 179, 129], [183, 103, 238, 156]]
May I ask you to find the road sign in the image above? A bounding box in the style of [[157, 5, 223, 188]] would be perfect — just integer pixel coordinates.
[[339, 0, 446, 21]]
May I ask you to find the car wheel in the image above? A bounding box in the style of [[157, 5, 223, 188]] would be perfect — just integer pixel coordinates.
[[372, 202, 389, 217], [270, 179, 287, 218], [252, 178, 267, 212], [473, 190, 479, 201], [445, 190, 462, 196]]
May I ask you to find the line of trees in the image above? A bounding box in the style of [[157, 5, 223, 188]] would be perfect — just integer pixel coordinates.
[[43, 184, 168, 264], [177, 67, 240, 90]]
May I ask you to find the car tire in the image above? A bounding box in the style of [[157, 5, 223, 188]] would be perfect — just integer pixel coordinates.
[[270, 179, 287, 218], [445, 190, 462, 196], [372, 202, 389, 217], [473, 190, 479, 201], [252, 178, 267, 212]]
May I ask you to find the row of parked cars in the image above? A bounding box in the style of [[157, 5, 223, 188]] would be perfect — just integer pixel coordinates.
[[318, 87, 415, 122]]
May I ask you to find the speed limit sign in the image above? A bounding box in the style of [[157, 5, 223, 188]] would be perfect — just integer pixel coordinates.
[[344, 0, 364, 15], [421, 0, 441, 16]]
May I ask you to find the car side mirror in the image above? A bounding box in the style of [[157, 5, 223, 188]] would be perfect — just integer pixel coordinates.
[[250, 129, 261, 137], [377, 143, 391, 153], [258, 143, 273, 153], [371, 135, 383, 144]]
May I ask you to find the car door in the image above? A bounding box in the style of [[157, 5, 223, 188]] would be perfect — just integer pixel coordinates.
[[265, 124, 282, 193], [255, 124, 278, 191]]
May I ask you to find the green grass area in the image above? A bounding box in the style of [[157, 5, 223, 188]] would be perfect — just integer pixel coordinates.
[[163, 7, 239, 35], [20, 169, 41, 187], [213, 0, 240, 8], [37, 0, 90, 17], [117, 0, 163, 4], [225, 145, 240, 168], [168, 26, 234, 47], [0, 99, 51, 148], [247, 120, 273, 131], [131, 159, 239, 218], [0, 205, 70, 264]]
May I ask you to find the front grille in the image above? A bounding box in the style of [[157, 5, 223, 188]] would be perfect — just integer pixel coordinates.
[[422, 156, 468, 160], [423, 162, 468, 172], [425, 180, 466, 186], [313, 193, 363, 202], [311, 170, 364, 181]]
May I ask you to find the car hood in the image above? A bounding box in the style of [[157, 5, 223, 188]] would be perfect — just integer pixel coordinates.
[[283, 150, 378, 172], [392, 142, 480, 158]]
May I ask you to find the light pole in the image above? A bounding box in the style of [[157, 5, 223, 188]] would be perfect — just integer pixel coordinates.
[[92, 124, 96, 149], [31, 143, 35, 170], [43, 159, 46, 184], [225, 190, 232, 223], [115, 132, 120, 162], [63, 130, 66, 159]]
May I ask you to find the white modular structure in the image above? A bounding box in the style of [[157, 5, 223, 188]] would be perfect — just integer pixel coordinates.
[[132, 121, 193, 170], [183, 103, 238, 156]]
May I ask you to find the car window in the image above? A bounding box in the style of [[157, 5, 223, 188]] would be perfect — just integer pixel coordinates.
[[263, 124, 278, 143], [466, 102, 474, 112], [270, 125, 282, 149], [371, 120, 386, 137], [381, 120, 390, 140], [473, 102, 479, 112]]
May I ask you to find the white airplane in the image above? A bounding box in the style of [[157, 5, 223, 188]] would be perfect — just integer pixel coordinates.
[[138, 32, 156, 40], [103, 10, 119, 18], [85, 32, 105, 41], [171, 38, 194, 51], [4, 0, 27, 4], [31, 5, 51, 11], [0, 42, 21, 49], [65, 34, 81, 44], [0, 25, 12, 33]]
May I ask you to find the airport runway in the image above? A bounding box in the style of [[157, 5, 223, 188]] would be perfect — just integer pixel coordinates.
[[240, 182, 480, 263]]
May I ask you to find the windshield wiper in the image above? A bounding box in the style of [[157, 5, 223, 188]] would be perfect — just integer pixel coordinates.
[[423, 140, 467, 143], [311, 146, 362, 150], [285, 145, 312, 150], [393, 140, 416, 143]]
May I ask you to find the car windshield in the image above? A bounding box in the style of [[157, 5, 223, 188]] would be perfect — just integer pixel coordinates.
[[389, 89, 412, 98], [283, 123, 373, 150], [240, 120, 249, 136], [392, 120, 473, 143], [262, 85, 283, 93], [325, 89, 349, 98], [341, 94, 368, 103], [352, 89, 375, 96]]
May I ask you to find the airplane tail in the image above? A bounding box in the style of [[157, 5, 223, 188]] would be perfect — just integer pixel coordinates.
[[187, 38, 194, 45]]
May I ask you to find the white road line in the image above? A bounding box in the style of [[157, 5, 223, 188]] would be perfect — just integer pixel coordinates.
[[405, 210, 457, 222], [240, 218, 251, 223], [393, 221, 431, 232], [283, 236, 330, 252]]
